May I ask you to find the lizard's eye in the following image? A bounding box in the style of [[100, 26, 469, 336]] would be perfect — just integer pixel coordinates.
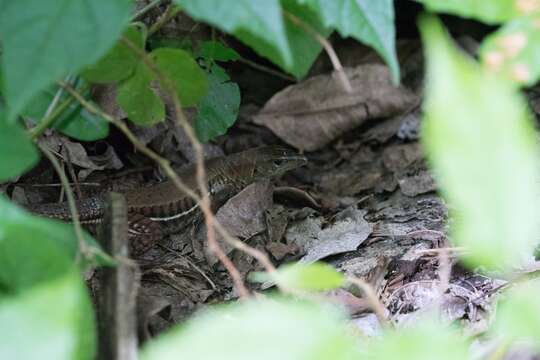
[[273, 159, 284, 167]]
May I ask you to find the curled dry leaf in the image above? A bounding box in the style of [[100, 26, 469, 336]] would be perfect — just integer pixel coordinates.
[[205, 181, 274, 266], [253, 64, 418, 151]]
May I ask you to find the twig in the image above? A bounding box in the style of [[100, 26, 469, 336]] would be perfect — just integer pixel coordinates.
[[346, 276, 391, 328], [415, 247, 467, 255], [283, 11, 352, 92], [38, 143, 91, 260], [131, 0, 162, 20], [60, 139, 83, 199], [148, 4, 180, 36], [29, 182, 101, 188], [239, 57, 297, 82], [436, 248, 452, 308]]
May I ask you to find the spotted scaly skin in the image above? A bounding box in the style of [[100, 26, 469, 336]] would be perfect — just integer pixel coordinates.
[[28, 146, 307, 256]]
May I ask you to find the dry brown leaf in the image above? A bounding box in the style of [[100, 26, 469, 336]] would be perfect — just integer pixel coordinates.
[[253, 64, 418, 151]]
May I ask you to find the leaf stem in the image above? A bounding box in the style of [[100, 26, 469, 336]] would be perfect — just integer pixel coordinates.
[[284, 11, 352, 92]]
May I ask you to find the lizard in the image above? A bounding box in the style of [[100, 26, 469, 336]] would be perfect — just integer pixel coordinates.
[[28, 146, 307, 257]]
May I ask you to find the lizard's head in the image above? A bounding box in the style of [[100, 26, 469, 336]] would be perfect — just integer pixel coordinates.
[[239, 145, 307, 180]]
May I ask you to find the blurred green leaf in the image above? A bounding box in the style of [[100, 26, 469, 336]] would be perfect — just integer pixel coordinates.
[[297, 0, 399, 83], [24, 85, 109, 141], [419, 15, 540, 270], [150, 48, 209, 107], [175, 0, 292, 68], [280, 0, 331, 79], [0, 197, 112, 289], [0, 116, 39, 182], [0, 271, 96, 360], [492, 280, 540, 350], [0, 0, 132, 121], [480, 17, 540, 86], [197, 41, 241, 62], [415, 0, 531, 24], [81, 24, 146, 84], [141, 298, 362, 360], [251, 262, 345, 291], [175, 0, 330, 78], [367, 318, 469, 360], [148, 37, 193, 52], [195, 64, 240, 142], [117, 62, 165, 126]]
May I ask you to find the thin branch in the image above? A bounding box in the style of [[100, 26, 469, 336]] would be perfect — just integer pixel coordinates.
[[60, 138, 83, 199], [346, 276, 391, 328], [284, 11, 352, 92], [148, 4, 181, 36], [38, 143, 91, 260], [131, 0, 162, 20], [239, 57, 297, 82]]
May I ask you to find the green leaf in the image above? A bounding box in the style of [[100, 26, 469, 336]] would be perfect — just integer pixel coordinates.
[[81, 24, 147, 84], [117, 62, 165, 126], [297, 0, 399, 83], [197, 41, 241, 62], [419, 15, 540, 270], [367, 318, 469, 360], [141, 298, 362, 360], [415, 0, 533, 24], [251, 262, 345, 291], [195, 64, 240, 142], [480, 17, 540, 86], [24, 85, 109, 141], [117, 47, 208, 123], [150, 48, 209, 107], [175, 0, 292, 68], [492, 280, 540, 350], [280, 0, 332, 78], [175, 0, 330, 78], [0, 271, 96, 360], [0, 0, 132, 121], [0, 197, 112, 290], [148, 37, 193, 53], [0, 116, 39, 181]]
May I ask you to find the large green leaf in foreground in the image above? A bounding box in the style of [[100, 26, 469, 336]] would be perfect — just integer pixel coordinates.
[[480, 17, 540, 86], [175, 0, 292, 69], [492, 280, 540, 350], [142, 298, 361, 360], [0, 197, 96, 359], [415, 0, 531, 24], [175, 0, 329, 78], [367, 319, 469, 360], [251, 262, 345, 292], [0, 272, 96, 360], [0, 117, 39, 181], [298, 0, 399, 83], [0, 0, 132, 121], [419, 15, 540, 270]]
